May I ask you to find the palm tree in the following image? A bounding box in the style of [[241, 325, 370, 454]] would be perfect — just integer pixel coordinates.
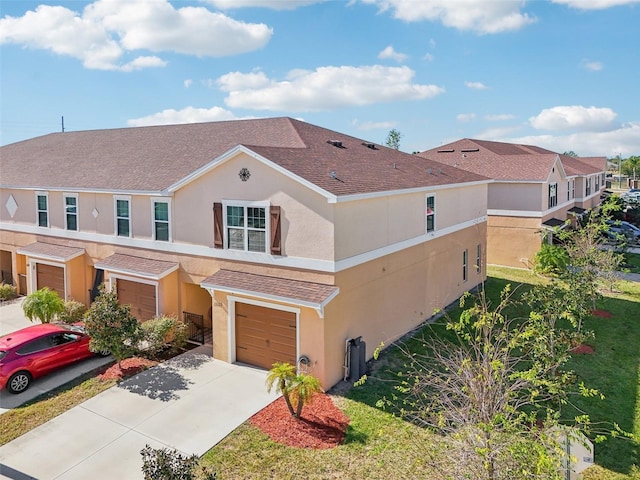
[[22, 287, 64, 323], [266, 362, 323, 419]]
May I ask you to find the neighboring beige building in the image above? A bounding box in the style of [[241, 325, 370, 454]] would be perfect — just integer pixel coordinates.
[[418, 139, 606, 268], [0, 118, 489, 389]]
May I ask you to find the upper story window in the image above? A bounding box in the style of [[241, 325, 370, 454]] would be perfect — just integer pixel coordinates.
[[548, 183, 558, 208], [213, 201, 281, 255], [595, 175, 600, 192], [226, 204, 267, 252], [567, 181, 570, 201], [476, 244, 482, 275], [152, 199, 170, 242], [585, 177, 591, 196], [426, 195, 435, 232], [115, 196, 131, 237], [64, 194, 78, 231], [36, 192, 48, 227], [571, 179, 575, 199]]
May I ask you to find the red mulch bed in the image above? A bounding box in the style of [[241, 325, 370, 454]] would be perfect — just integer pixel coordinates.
[[98, 357, 158, 381], [570, 343, 595, 354], [250, 393, 350, 449], [592, 309, 613, 318]]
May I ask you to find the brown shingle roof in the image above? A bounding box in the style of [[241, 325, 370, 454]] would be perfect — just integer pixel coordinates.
[[201, 269, 339, 310], [418, 138, 604, 182], [17, 242, 85, 262], [94, 254, 178, 279], [0, 118, 487, 196]]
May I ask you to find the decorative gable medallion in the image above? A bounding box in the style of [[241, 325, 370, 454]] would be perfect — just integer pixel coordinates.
[[5, 195, 18, 218], [239, 168, 251, 182]]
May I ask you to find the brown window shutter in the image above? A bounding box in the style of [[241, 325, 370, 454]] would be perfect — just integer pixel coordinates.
[[270, 205, 281, 255], [213, 202, 223, 249]]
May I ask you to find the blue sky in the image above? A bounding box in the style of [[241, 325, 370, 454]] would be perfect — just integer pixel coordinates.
[[1, 0, 639, 157]]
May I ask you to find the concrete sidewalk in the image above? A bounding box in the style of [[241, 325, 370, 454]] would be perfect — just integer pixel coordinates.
[[0, 346, 278, 479]]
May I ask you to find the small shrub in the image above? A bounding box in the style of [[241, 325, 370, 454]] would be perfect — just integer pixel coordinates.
[[533, 243, 569, 276], [139, 315, 188, 359], [140, 445, 216, 480], [266, 362, 323, 418], [58, 299, 87, 324], [22, 287, 64, 323], [0, 283, 18, 301]]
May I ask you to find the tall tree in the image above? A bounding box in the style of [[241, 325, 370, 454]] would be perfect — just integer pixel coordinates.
[[385, 128, 402, 150], [563, 150, 579, 157]]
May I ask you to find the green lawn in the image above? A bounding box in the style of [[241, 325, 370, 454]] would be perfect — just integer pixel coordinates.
[[200, 266, 640, 479]]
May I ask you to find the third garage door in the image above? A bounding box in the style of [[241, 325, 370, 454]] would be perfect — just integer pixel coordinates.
[[117, 279, 157, 321], [235, 303, 296, 370]]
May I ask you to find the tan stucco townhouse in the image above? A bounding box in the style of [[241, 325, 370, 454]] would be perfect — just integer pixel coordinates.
[[418, 139, 607, 268], [0, 118, 489, 388]]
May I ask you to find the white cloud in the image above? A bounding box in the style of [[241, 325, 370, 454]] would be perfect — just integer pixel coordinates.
[[457, 113, 476, 122], [506, 122, 640, 157], [218, 65, 445, 111], [352, 119, 396, 131], [551, 0, 640, 10], [360, 0, 536, 34], [529, 105, 618, 132], [184, 79, 193, 88], [127, 106, 254, 126], [423, 52, 435, 62], [205, 0, 325, 9], [378, 45, 408, 62], [0, 0, 272, 71], [465, 81, 488, 90], [485, 114, 516, 121], [582, 59, 604, 71]]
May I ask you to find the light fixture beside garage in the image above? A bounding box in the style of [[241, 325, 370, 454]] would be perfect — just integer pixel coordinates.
[[238, 168, 251, 182]]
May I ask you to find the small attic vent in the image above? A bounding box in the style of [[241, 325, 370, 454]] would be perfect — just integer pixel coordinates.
[[327, 140, 344, 148], [437, 148, 455, 153], [461, 148, 479, 153], [362, 142, 377, 150]]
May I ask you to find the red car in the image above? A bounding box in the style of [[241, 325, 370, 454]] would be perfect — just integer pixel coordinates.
[[0, 323, 100, 394]]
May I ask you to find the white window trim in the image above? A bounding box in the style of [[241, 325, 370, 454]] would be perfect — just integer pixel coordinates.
[[35, 191, 49, 228], [548, 183, 558, 208], [151, 198, 172, 242], [425, 194, 436, 233], [63, 193, 79, 231], [476, 244, 482, 275], [222, 200, 270, 253], [463, 249, 468, 282], [114, 195, 132, 238]]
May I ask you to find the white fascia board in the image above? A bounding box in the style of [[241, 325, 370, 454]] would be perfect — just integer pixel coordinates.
[[93, 263, 179, 281], [166, 145, 338, 202], [16, 246, 85, 262], [332, 179, 492, 204], [1, 185, 168, 196]]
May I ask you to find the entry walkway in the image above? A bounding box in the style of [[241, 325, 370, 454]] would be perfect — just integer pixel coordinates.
[[0, 346, 278, 479]]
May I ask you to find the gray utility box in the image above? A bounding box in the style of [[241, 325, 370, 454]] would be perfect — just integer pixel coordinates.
[[348, 336, 367, 383]]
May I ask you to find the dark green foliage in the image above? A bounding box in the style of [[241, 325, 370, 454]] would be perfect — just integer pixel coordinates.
[[384, 128, 402, 150], [533, 243, 570, 276], [83, 286, 142, 366], [140, 445, 216, 480]]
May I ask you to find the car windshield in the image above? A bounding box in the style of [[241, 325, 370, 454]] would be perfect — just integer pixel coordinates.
[[60, 324, 86, 334]]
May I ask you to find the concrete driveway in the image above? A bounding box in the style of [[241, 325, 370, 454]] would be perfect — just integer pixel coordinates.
[[0, 299, 113, 414], [0, 345, 278, 479]]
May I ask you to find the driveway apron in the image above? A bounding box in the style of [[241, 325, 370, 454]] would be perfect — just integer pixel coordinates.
[[0, 346, 278, 479]]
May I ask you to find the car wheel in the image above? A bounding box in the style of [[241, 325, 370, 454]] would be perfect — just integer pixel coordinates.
[[7, 371, 31, 394], [97, 350, 111, 357]]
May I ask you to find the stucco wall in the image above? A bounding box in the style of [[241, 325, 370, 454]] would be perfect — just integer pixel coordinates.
[[487, 215, 543, 268], [488, 182, 542, 212]]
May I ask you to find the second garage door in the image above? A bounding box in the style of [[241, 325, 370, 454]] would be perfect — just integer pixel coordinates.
[[117, 279, 157, 321], [36, 263, 65, 299], [235, 303, 296, 370]]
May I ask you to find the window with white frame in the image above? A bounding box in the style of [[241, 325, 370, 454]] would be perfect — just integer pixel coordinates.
[[567, 181, 570, 201], [64, 194, 78, 231], [585, 177, 591, 196], [571, 179, 575, 199], [226, 203, 267, 252], [548, 183, 558, 208], [476, 244, 482, 274], [425, 194, 435, 232], [115, 197, 131, 237], [595, 175, 600, 192], [463, 249, 468, 282], [152, 199, 170, 242], [36, 192, 48, 227]]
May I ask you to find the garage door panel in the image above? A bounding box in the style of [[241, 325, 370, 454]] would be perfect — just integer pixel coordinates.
[[36, 264, 65, 299], [236, 303, 296, 370], [117, 280, 156, 321]]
